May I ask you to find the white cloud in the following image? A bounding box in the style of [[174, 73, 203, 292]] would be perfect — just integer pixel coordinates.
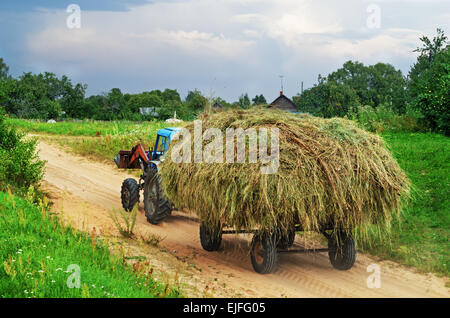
[[18, 0, 449, 100]]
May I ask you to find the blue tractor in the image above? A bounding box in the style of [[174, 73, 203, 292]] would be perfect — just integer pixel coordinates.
[[114, 127, 181, 224]]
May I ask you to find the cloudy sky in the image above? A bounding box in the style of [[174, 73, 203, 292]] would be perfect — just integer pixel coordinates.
[[1, 0, 449, 102]]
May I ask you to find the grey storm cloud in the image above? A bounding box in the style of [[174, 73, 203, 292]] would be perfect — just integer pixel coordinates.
[[1, 0, 449, 101]]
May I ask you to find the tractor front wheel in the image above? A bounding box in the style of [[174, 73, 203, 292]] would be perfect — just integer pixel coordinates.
[[121, 178, 139, 212], [250, 233, 278, 274], [144, 172, 172, 225]]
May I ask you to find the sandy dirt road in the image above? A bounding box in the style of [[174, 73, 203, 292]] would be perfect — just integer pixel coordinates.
[[37, 139, 449, 298]]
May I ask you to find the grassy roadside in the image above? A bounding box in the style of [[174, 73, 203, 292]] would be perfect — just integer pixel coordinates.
[[10, 118, 180, 162], [5, 118, 167, 137], [359, 132, 449, 276], [0, 191, 181, 298]]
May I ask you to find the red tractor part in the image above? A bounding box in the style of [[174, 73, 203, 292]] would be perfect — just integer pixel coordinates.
[[115, 143, 150, 169]]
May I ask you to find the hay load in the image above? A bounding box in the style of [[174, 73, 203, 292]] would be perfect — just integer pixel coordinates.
[[159, 107, 409, 237]]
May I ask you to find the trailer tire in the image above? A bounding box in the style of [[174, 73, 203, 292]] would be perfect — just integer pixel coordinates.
[[199, 222, 222, 251], [144, 172, 171, 225], [328, 232, 356, 270], [250, 233, 278, 274], [121, 178, 139, 212]]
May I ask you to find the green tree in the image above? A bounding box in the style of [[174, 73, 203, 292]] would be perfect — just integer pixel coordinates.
[[85, 94, 107, 119], [327, 60, 406, 112], [1, 71, 87, 119], [252, 94, 267, 105], [294, 80, 360, 118], [62, 82, 87, 119], [185, 90, 206, 113], [0, 58, 9, 81], [324, 82, 361, 118], [410, 46, 449, 135], [413, 28, 448, 64], [212, 97, 231, 108], [238, 93, 251, 109], [408, 28, 449, 107], [162, 88, 181, 103]]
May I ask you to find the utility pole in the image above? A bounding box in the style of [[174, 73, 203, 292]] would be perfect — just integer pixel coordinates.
[[301, 81, 304, 94]]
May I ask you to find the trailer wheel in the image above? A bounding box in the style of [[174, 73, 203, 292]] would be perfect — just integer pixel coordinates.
[[250, 233, 278, 274], [144, 173, 171, 225], [277, 226, 296, 249], [121, 178, 139, 212], [328, 232, 356, 270], [199, 222, 222, 251]]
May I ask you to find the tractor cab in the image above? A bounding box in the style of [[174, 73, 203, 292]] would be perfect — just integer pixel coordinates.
[[114, 127, 181, 170], [150, 127, 181, 160]]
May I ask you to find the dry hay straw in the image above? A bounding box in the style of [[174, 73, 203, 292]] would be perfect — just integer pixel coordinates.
[[160, 107, 410, 238]]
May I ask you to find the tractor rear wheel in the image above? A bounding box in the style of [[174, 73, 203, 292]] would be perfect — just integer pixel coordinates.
[[250, 233, 278, 274], [328, 231, 356, 270], [199, 222, 222, 251], [144, 172, 171, 225], [121, 178, 139, 212]]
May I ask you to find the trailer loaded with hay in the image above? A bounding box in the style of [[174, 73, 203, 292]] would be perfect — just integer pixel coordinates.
[[115, 108, 409, 274]]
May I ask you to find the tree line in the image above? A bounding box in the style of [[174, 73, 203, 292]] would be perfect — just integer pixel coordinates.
[[293, 28, 449, 135], [0, 61, 269, 122]]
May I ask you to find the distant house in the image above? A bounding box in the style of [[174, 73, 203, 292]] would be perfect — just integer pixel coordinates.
[[212, 102, 224, 109], [269, 91, 298, 113]]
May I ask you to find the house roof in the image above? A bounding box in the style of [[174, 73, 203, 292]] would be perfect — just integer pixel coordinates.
[[269, 91, 298, 112]]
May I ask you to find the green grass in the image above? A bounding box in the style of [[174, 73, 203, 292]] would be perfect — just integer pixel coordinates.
[[358, 132, 449, 276], [5, 118, 170, 137], [0, 191, 181, 298], [58, 124, 171, 162], [9, 118, 181, 162]]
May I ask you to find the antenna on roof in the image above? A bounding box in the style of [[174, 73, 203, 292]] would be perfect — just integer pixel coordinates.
[[279, 75, 284, 94]]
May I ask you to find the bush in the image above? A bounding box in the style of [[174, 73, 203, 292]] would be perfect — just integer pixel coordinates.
[[351, 104, 425, 133], [0, 108, 45, 195]]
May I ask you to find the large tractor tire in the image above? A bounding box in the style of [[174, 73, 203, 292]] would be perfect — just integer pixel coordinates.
[[199, 222, 222, 251], [250, 233, 278, 274], [328, 231, 356, 270], [121, 178, 139, 212], [144, 172, 172, 225]]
